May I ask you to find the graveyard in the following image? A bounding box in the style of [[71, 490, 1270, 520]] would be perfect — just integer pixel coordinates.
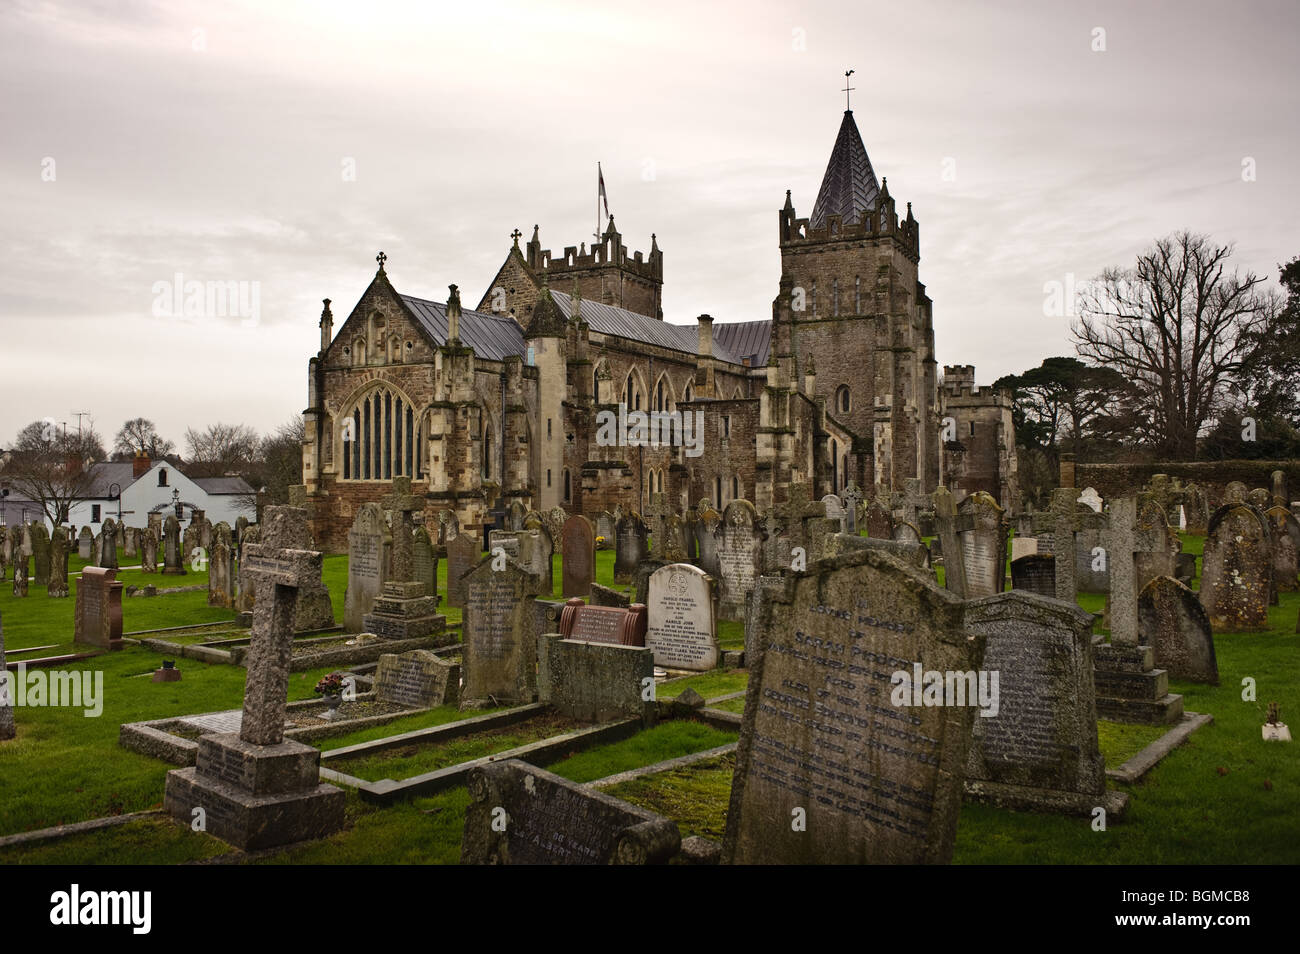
[[1, 488, 1297, 866]]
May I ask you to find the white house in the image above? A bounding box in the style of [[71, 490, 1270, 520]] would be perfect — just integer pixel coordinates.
[[62, 457, 257, 533]]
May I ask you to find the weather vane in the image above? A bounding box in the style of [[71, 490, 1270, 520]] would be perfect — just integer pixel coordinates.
[[844, 69, 855, 110]]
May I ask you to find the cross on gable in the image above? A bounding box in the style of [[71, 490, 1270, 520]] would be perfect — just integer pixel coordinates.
[[511, 228, 522, 244], [376, 250, 387, 270]]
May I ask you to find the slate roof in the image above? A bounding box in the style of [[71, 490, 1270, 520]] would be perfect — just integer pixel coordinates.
[[710, 320, 772, 368], [400, 295, 527, 362], [193, 476, 255, 496], [809, 110, 880, 230], [81, 462, 140, 498]]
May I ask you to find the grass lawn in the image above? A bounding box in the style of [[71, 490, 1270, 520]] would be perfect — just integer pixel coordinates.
[[1, 531, 1297, 865]]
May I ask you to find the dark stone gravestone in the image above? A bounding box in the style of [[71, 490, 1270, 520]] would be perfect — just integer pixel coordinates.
[[537, 633, 654, 723], [462, 760, 680, 864], [412, 526, 436, 599], [47, 527, 70, 598], [29, 525, 50, 586], [162, 515, 186, 575], [1175, 552, 1196, 586], [460, 555, 544, 708], [963, 591, 1125, 818], [1138, 576, 1219, 684], [98, 519, 119, 570], [864, 500, 894, 540], [253, 507, 335, 632], [715, 500, 760, 622], [1010, 553, 1056, 598], [361, 580, 448, 640], [164, 542, 345, 850], [74, 567, 123, 650], [445, 533, 479, 610], [561, 514, 596, 599], [646, 563, 718, 671], [1266, 506, 1300, 592], [724, 547, 983, 864], [694, 502, 722, 577], [1200, 505, 1270, 631], [374, 650, 459, 708], [208, 522, 235, 609], [613, 513, 649, 584], [557, 597, 647, 647]]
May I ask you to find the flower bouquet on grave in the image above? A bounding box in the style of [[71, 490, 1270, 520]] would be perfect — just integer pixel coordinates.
[[314, 672, 347, 720]]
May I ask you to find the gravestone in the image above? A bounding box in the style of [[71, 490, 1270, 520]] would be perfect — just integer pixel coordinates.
[[557, 597, 648, 646], [1266, 506, 1300, 592], [164, 541, 345, 850], [74, 567, 124, 650], [412, 526, 436, 599], [1200, 505, 1270, 631], [460, 555, 544, 707], [932, 487, 967, 598], [77, 526, 93, 560], [256, 507, 335, 631], [646, 563, 718, 671], [361, 579, 448, 641], [694, 503, 722, 577], [1010, 554, 1056, 598], [715, 500, 760, 622], [0, 527, 9, 581], [507, 500, 527, 531], [821, 494, 846, 532], [47, 527, 69, 598], [235, 526, 259, 614], [537, 635, 654, 724], [235, 515, 249, 547], [11, 550, 27, 597], [613, 513, 649, 584], [140, 528, 158, 574], [561, 514, 596, 599], [1134, 501, 1178, 594], [596, 512, 615, 549], [1223, 481, 1248, 505], [724, 547, 982, 865], [374, 650, 459, 708], [199, 516, 213, 553], [891, 522, 923, 547], [963, 591, 1123, 818], [383, 477, 423, 584], [1182, 484, 1209, 534], [445, 533, 479, 609], [1077, 487, 1103, 513], [1009, 536, 1038, 562], [0, 613, 13, 740], [525, 523, 554, 594], [864, 501, 895, 540], [590, 583, 631, 608], [842, 484, 862, 533], [1138, 576, 1219, 684], [660, 514, 691, 563], [99, 520, 119, 570], [208, 523, 236, 608], [148, 511, 163, 543], [124, 527, 138, 559], [343, 504, 388, 632], [773, 484, 835, 569], [162, 515, 186, 575], [436, 508, 460, 544], [182, 519, 201, 569], [957, 492, 1005, 598], [462, 761, 680, 865], [1248, 487, 1271, 511], [29, 525, 50, 586]]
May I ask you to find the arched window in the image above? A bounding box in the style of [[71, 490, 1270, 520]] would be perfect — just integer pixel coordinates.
[[683, 382, 693, 403], [731, 476, 739, 501], [836, 385, 851, 415], [854, 275, 861, 313], [830, 439, 839, 491], [841, 455, 848, 491], [715, 476, 723, 506], [352, 337, 366, 367], [482, 421, 493, 479], [832, 278, 839, 316], [593, 369, 600, 401], [624, 371, 643, 411], [563, 469, 571, 502], [341, 384, 418, 481], [158, 468, 168, 487]]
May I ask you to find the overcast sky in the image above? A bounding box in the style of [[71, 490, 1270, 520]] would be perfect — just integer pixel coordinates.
[[2, 0, 1297, 452]]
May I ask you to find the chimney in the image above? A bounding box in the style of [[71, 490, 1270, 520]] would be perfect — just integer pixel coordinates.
[[65, 453, 82, 477], [697, 314, 713, 358], [447, 284, 462, 344], [133, 450, 152, 479]]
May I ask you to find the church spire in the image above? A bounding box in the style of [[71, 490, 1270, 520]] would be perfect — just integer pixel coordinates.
[[808, 110, 880, 230]]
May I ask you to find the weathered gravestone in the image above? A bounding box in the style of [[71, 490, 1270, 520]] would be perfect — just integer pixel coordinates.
[[11, 550, 28, 597], [77, 526, 93, 560], [140, 529, 158, 574], [99, 520, 119, 570], [412, 526, 436, 599], [47, 527, 69, 598], [445, 533, 479, 610], [821, 494, 846, 532], [460, 556, 544, 708], [1009, 536, 1038, 562], [1200, 505, 1271, 631], [148, 511, 163, 544], [374, 650, 459, 708], [124, 526, 138, 559], [0, 613, 13, 740], [1134, 501, 1179, 595], [1248, 487, 1271, 511], [537, 631, 654, 723], [520, 519, 555, 594], [596, 512, 615, 549], [864, 501, 895, 540], [724, 547, 984, 864], [29, 525, 50, 586], [1077, 487, 1103, 513], [963, 591, 1126, 818], [74, 567, 123, 650], [436, 508, 459, 545], [162, 515, 186, 575], [208, 523, 236, 609], [957, 492, 1006, 598], [1010, 554, 1055, 598], [1138, 577, 1219, 685], [932, 487, 967, 598], [1266, 506, 1300, 592], [507, 500, 527, 531], [715, 500, 760, 622], [613, 513, 649, 584], [182, 519, 201, 569], [254, 507, 335, 631], [646, 563, 718, 671], [164, 542, 345, 850], [462, 761, 680, 864], [1223, 481, 1249, 506], [561, 514, 596, 599], [0, 527, 9, 581]]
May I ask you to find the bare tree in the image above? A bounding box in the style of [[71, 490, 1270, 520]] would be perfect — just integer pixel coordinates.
[[113, 417, 175, 460], [1073, 231, 1271, 460], [2, 420, 105, 525], [184, 422, 260, 478]]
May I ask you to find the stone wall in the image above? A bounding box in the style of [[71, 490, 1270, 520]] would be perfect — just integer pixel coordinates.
[[1072, 460, 1299, 509]]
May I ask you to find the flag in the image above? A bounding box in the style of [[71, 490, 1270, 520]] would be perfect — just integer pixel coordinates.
[[598, 162, 609, 220]]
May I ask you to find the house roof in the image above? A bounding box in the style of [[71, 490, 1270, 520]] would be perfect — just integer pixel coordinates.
[[81, 462, 140, 498], [710, 320, 772, 368], [193, 476, 255, 496], [809, 110, 881, 230], [400, 295, 527, 362]]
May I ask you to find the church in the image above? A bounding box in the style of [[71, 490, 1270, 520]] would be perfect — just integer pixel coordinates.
[[298, 106, 1018, 551]]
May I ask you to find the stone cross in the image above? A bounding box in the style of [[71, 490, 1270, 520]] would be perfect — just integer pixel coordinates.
[[376, 250, 387, 270], [238, 543, 323, 746], [383, 476, 423, 583], [644, 494, 671, 559], [1104, 496, 1140, 646], [1048, 488, 1084, 603], [933, 487, 969, 598], [511, 228, 522, 245], [842, 483, 862, 533], [774, 483, 832, 564], [759, 511, 786, 571]]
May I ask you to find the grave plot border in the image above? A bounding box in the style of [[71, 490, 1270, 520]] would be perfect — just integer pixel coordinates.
[[1104, 711, 1214, 784]]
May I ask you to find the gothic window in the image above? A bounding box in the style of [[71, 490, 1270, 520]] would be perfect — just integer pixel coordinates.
[[855, 276, 861, 313], [624, 371, 644, 410], [723, 415, 731, 439], [482, 421, 493, 479], [341, 384, 417, 481], [731, 476, 739, 501], [715, 476, 723, 506], [837, 386, 851, 415], [832, 278, 839, 316], [352, 338, 366, 367], [683, 382, 693, 403], [547, 469, 552, 488], [830, 439, 839, 490], [593, 369, 600, 400], [547, 418, 552, 440], [563, 469, 571, 502], [158, 468, 168, 487]]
